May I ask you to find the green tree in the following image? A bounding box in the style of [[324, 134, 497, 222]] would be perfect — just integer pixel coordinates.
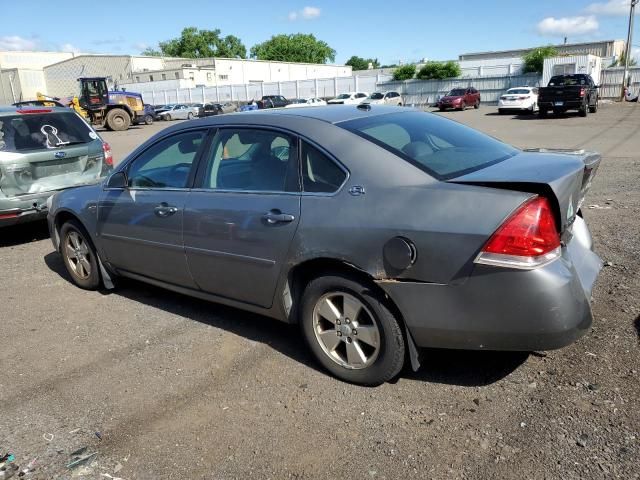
[[250, 34, 335, 64], [416, 61, 461, 80], [141, 48, 162, 57], [609, 50, 637, 67], [523, 46, 558, 74], [345, 56, 380, 70], [392, 64, 416, 81], [145, 27, 247, 58]]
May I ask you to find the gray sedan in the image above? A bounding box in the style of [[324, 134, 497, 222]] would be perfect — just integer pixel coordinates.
[[158, 104, 194, 121], [47, 106, 602, 386]]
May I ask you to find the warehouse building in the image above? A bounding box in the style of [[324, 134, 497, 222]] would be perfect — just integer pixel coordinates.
[[43, 55, 352, 98]]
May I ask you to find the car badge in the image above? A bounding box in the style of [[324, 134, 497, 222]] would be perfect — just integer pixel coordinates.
[[55, 151, 66, 159]]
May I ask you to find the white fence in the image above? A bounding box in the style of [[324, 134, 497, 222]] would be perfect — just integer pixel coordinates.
[[134, 67, 640, 106]]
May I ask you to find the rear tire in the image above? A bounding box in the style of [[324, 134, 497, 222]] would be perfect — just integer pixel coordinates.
[[60, 220, 100, 290], [439, 107, 446, 112], [144, 114, 153, 125], [105, 108, 130, 131], [579, 103, 588, 117], [300, 274, 405, 386], [539, 109, 548, 118], [498, 108, 505, 115], [458, 102, 466, 111], [474, 100, 480, 109], [589, 98, 598, 113], [187, 112, 193, 120]]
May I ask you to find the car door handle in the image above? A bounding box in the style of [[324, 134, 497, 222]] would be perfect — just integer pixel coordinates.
[[263, 210, 295, 224], [154, 203, 178, 217]]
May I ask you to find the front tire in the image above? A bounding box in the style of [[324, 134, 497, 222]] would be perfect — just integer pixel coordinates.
[[539, 108, 548, 118], [187, 112, 194, 119], [144, 114, 154, 125], [60, 220, 100, 290], [105, 108, 130, 131], [165, 114, 172, 121], [589, 98, 598, 113], [474, 100, 480, 109], [300, 274, 405, 386]]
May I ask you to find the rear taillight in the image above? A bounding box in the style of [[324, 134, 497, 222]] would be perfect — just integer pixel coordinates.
[[517, 96, 530, 100], [475, 196, 561, 269], [579, 88, 585, 97], [102, 142, 113, 166]]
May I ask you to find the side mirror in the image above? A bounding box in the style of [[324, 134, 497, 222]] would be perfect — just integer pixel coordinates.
[[106, 171, 127, 189]]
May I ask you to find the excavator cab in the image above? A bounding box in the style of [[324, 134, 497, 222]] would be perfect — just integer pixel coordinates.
[[78, 77, 109, 110]]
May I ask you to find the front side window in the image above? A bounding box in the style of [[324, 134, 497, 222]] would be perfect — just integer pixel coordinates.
[[340, 111, 518, 180], [203, 129, 297, 192], [301, 142, 347, 193], [127, 130, 206, 188]]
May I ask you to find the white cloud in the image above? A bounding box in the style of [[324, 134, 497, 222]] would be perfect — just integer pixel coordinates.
[[133, 42, 149, 51], [536, 15, 599, 36], [288, 6, 321, 21], [60, 43, 81, 53], [0, 35, 38, 51], [586, 0, 637, 15]]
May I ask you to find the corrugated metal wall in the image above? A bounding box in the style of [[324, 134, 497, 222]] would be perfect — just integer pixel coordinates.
[[130, 68, 640, 106]]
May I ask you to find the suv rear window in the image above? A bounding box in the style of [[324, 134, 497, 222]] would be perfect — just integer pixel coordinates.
[[0, 111, 94, 153], [339, 111, 518, 179]]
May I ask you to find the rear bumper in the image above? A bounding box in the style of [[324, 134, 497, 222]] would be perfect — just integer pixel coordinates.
[[539, 99, 583, 110], [0, 192, 51, 227], [378, 216, 602, 351]]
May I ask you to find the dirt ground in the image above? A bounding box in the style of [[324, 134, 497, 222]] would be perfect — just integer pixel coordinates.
[[0, 104, 638, 479]]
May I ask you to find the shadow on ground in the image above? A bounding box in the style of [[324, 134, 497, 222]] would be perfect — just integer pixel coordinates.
[[0, 220, 49, 247], [634, 314, 640, 343], [44, 251, 527, 387]]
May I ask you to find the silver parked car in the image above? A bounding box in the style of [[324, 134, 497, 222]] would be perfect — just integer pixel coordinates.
[[0, 106, 112, 227], [158, 104, 194, 121], [47, 105, 602, 386], [361, 91, 403, 106]]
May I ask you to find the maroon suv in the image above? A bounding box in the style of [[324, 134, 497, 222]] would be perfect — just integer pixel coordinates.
[[437, 87, 481, 111]]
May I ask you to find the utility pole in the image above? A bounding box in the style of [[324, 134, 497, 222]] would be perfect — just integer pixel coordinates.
[[621, 0, 638, 100]]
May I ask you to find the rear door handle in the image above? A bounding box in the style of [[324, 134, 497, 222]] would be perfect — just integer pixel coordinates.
[[263, 210, 295, 224], [154, 203, 178, 217]]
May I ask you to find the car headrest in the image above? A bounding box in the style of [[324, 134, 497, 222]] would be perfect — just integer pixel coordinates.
[[178, 134, 201, 154]]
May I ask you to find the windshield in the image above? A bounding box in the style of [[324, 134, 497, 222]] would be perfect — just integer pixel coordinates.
[[548, 75, 587, 86], [339, 111, 518, 180], [0, 111, 94, 153], [448, 89, 466, 96], [369, 93, 384, 99], [336, 94, 351, 99], [507, 89, 530, 94]]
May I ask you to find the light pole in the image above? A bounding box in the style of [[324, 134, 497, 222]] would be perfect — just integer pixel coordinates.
[[621, 0, 638, 99]]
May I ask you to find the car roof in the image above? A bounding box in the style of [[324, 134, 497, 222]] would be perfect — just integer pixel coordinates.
[[0, 105, 72, 116], [198, 104, 410, 125]]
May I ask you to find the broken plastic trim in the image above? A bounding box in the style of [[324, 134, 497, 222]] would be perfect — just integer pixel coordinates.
[[474, 246, 561, 270]]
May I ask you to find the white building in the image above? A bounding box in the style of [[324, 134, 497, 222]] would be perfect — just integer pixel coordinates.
[[42, 55, 352, 98], [0, 51, 76, 104]]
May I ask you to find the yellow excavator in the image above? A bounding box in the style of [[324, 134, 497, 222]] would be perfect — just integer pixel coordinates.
[[35, 92, 87, 117]]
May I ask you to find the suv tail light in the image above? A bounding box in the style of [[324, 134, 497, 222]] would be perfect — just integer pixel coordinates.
[[475, 196, 561, 269], [102, 142, 113, 166], [579, 87, 586, 97]]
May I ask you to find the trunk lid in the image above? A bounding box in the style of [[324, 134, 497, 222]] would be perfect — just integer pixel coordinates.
[[539, 86, 584, 102], [449, 149, 601, 239]]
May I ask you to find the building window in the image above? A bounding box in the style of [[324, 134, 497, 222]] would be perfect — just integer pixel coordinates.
[[206, 72, 212, 81], [149, 75, 154, 81], [218, 74, 229, 80], [162, 73, 166, 80], [175, 72, 179, 79], [135, 76, 140, 82]]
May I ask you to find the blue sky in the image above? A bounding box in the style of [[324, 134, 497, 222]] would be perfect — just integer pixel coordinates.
[[0, 0, 638, 63]]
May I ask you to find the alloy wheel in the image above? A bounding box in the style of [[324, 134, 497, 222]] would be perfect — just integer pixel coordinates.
[[65, 231, 92, 279], [312, 292, 381, 369]]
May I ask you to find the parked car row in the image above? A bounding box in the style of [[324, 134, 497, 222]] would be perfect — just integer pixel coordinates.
[[436, 74, 599, 119]]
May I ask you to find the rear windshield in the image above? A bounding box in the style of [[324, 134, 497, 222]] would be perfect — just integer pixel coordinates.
[[0, 111, 95, 153], [448, 89, 466, 96], [339, 111, 518, 179], [507, 89, 530, 94], [336, 94, 351, 99], [548, 75, 588, 86]]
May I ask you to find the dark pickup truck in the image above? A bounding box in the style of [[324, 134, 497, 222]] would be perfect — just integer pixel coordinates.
[[538, 74, 599, 117], [256, 95, 290, 109]]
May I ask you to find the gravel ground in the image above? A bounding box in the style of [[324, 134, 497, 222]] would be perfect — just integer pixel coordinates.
[[0, 104, 638, 479]]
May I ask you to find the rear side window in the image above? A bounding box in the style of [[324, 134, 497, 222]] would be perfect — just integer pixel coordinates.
[[0, 112, 94, 153], [339, 111, 518, 179], [301, 142, 346, 193]]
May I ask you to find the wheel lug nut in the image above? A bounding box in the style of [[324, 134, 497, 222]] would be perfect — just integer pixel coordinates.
[[347, 337, 352, 343], [352, 329, 357, 335], [337, 331, 342, 337], [345, 318, 350, 324], [336, 319, 341, 325]]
